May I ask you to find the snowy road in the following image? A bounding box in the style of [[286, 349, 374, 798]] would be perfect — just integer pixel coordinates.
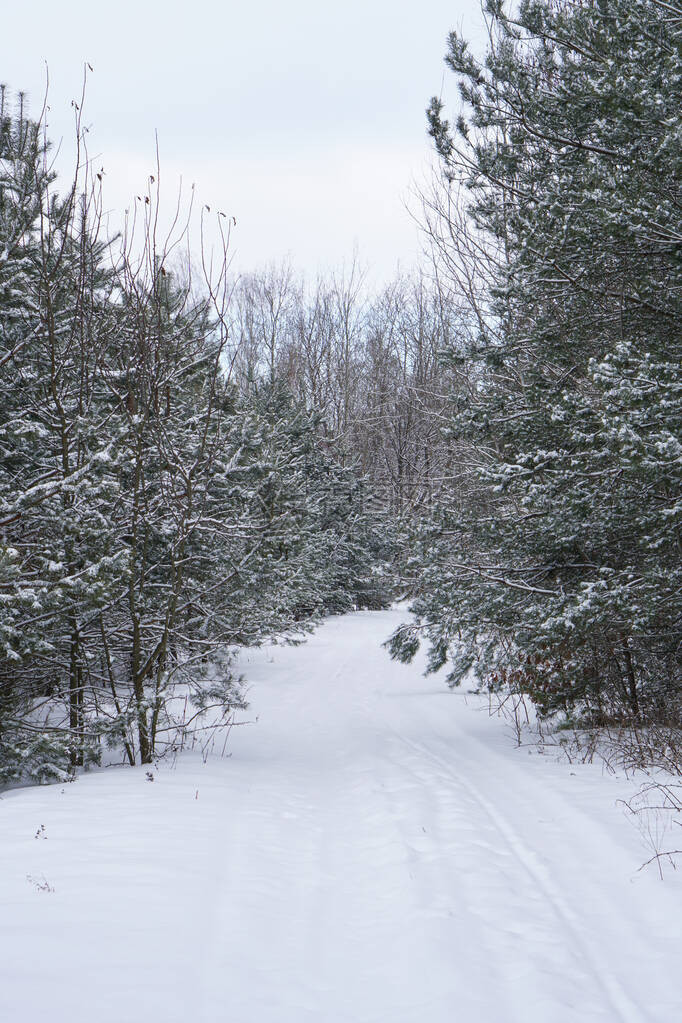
[[1, 609, 680, 1022]]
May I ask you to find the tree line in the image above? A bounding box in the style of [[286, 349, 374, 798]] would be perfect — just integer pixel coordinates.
[[0, 91, 401, 781], [3, 0, 680, 783], [390, 0, 682, 742]]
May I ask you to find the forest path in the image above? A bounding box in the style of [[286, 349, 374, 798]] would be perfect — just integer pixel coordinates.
[[1, 609, 680, 1022]]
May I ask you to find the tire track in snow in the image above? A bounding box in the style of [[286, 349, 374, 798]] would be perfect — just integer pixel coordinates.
[[391, 729, 649, 1023], [371, 744, 536, 1023]]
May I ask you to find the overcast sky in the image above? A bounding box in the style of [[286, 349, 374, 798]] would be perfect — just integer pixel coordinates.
[[2, 0, 484, 284]]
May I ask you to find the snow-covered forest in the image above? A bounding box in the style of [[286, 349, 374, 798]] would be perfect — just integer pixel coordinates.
[[0, 93, 407, 779], [1, 0, 682, 1017], [2, 0, 680, 783], [392, 0, 682, 749]]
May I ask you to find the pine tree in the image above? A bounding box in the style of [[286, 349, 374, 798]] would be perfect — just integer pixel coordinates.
[[391, 0, 682, 726], [0, 90, 122, 778]]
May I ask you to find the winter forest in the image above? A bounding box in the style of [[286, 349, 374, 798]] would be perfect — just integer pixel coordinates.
[[1, 0, 682, 1018], [2, 0, 680, 783]]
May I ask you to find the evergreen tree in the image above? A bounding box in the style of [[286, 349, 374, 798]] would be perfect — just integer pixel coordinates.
[[391, 0, 682, 726], [0, 90, 122, 778]]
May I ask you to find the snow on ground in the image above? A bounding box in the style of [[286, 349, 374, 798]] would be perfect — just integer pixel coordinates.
[[1, 609, 680, 1023]]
